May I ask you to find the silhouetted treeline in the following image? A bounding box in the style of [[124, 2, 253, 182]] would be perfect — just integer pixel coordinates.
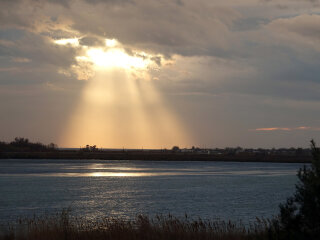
[[80, 144, 98, 152], [0, 137, 313, 162], [0, 137, 57, 152], [176, 146, 311, 158]]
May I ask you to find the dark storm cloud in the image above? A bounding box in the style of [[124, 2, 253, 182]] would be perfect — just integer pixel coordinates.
[[46, 0, 241, 58], [0, 0, 240, 57], [1, 0, 320, 89]]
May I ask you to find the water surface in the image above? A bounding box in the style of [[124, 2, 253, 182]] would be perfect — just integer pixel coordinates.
[[0, 159, 304, 223]]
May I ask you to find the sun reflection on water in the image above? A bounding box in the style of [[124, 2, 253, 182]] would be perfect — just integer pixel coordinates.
[[89, 172, 151, 177], [0, 169, 298, 178]]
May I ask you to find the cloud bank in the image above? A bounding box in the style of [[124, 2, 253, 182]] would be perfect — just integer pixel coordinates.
[[0, 0, 320, 147]]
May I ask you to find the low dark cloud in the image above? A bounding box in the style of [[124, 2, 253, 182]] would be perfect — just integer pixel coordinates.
[[79, 36, 105, 47], [268, 14, 320, 42], [1, 31, 77, 67]]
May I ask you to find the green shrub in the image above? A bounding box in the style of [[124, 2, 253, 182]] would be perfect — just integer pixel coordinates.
[[274, 140, 320, 239]]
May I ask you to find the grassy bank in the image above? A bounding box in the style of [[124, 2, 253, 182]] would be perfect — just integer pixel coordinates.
[[0, 151, 311, 163], [0, 210, 275, 240]]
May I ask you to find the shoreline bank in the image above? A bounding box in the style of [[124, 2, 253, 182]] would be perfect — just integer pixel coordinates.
[[0, 151, 311, 163]]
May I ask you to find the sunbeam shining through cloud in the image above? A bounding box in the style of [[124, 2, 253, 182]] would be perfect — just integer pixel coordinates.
[[57, 38, 191, 148]]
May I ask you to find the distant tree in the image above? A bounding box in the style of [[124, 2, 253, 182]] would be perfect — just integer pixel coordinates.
[[91, 145, 97, 151], [83, 144, 98, 152], [0, 141, 7, 152], [11, 137, 29, 146], [5, 137, 57, 152], [275, 140, 320, 239], [172, 146, 180, 152], [48, 143, 57, 150]]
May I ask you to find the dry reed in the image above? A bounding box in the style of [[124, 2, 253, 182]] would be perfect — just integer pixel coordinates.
[[0, 210, 274, 240]]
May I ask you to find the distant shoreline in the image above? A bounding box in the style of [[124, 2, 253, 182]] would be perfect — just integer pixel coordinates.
[[0, 150, 311, 163]]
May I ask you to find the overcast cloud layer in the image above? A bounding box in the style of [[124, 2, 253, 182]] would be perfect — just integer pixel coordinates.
[[1, 0, 320, 148]]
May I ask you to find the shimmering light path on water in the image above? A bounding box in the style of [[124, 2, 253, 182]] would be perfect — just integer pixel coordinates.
[[0, 159, 304, 223]]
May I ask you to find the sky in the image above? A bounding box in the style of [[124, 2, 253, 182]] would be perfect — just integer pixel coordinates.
[[0, 0, 320, 148]]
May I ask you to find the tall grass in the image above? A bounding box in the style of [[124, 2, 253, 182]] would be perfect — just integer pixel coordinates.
[[0, 210, 275, 240]]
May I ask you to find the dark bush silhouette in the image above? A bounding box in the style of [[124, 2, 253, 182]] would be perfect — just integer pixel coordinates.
[[275, 140, 320, 239], [81, 144, 98, 152], [0, 137, 57, 152], [172, 146, 180, 152]]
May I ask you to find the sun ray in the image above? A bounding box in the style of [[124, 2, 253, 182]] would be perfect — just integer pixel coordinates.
[[59, 38, 191, 149]]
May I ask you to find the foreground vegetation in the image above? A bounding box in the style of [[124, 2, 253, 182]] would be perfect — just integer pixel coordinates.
[[275, 140, 320, 239], [0, 211, 274, 240]]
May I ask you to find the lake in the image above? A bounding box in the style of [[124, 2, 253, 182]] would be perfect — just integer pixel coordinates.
[[0, 159, 305, 223]]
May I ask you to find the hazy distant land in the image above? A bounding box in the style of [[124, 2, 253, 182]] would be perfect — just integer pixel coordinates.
[[0, 138, 311, 163]]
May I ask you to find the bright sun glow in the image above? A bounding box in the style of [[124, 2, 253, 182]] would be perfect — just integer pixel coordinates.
[[53, 37, 151, 71], [86, 48, 149, 69], [54, 38, 79, 46], [106, 38, 117, 47]]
